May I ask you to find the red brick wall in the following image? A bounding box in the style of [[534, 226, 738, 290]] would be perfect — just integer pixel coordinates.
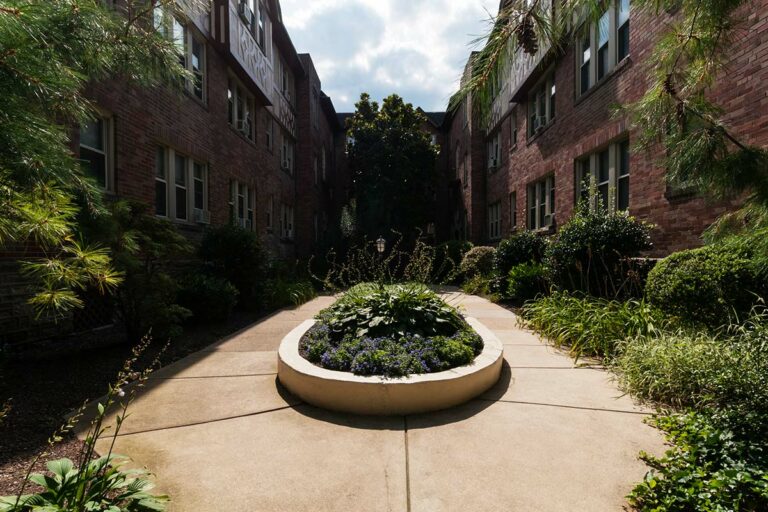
[[453, 2, 768, 256]]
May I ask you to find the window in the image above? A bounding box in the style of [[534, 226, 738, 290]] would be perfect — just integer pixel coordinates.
[[155, 147, 208, 222], [228, 76, 255, 141], [528, 71, 556, 136], [313, 155, 319, 185], [155, 7, 206, 101], [487, 202, 501, 241], [275, 54, 294, 104], [257, 1, 266, 50], [575, 139, 630, 211], [281, 132, 294, 174], [487, 131, 501, 172], [280, 203, 294, 239], [509, 191, 517, 229], [231, 180, 255, 230], [527, 175, 555, 230], [79, 117, 113, 191], [576, 0, 630, 97], [155, 147, 167, 216]]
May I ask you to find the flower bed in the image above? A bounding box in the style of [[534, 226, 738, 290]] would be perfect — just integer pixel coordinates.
[[299, 283, 483, 378]]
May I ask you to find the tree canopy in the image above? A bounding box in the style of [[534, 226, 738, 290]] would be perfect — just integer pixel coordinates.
[[345, 93, 439, 240]]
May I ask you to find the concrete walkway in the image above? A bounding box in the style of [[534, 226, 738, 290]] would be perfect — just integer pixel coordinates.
[[93, 292, 664, 512]]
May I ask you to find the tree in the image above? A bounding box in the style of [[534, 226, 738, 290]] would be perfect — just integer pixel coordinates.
[[456, 0, 768, 232], [0, 0, 206, 315], [345, 93, 439, 239]]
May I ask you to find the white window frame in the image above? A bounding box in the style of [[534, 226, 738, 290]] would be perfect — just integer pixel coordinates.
[[576, 0, 631, 97], [487, 130, 501, 172], [228, 75, 256, 141], [280, 203, 294, 240], [155, 147, 208, 223], [281, 132, 295, 174], [79, 115, 114, 192], [575, 139, 630, 211], [487, 201, 501, 241], [230, 180, 255, 230], [527, 175, 555, 230], [510, 109, 518, 149], [528, 70, 556, 137]]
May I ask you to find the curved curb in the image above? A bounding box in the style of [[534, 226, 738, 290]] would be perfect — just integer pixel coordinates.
[[277, 318, 504, 416]]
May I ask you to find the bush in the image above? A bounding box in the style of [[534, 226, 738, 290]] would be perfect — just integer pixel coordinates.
[[199, 225, 269, 308], [461, 274, 496, 299], [265, 278, 316, 309], [616, 319, 768, 412], [177, 274, 239, 323], [628, 410, 768, 511], [645, 244, 765, 328], [319, 283, 464, 339], [494, 230, 547, 275], [506, 263, 548, 301], [460, 246, 496, 278], [521, 291, 667, 359], [545, 205, 652, 297], [433, 240, 473, 283]]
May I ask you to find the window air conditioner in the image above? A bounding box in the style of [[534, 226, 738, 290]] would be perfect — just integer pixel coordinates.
[[193, 208, 210, 224]]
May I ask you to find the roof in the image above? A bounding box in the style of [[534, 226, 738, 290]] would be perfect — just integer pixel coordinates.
[[423, 111, 447, 128]]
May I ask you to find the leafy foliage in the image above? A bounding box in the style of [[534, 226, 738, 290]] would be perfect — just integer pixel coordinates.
[[628, 410, 768, 512], [433, 240, 473, 284], [460, 246, 496, 279], [0, 0, 207, 315], [177, 274, 239, 323], [506, 263, 548, 302], [494, 230, 547, 276], [318, 283, 464, 340], [0, 336, 170, 511], [461, 274, 496, 300], [265, 278, 316, 309], [645, 244, 766, 328], [345, 94, 439, 238], [521, 291, 667, 360], [199, 224, 269, 308], [545, 203, 652, 297]]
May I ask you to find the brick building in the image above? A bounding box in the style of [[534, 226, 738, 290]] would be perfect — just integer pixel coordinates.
[[443, 0, 768, 255]]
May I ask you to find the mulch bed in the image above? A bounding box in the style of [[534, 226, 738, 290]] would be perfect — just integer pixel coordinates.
[[0, 310, 265, 496]]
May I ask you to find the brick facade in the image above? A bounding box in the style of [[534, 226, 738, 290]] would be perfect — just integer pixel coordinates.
[[444, 1, 768, 256]]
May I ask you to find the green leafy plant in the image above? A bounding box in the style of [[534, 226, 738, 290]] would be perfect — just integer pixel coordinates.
[[628, 410, 768, 511], [0, 336, 169, 511], [645, 244, 766, 328], [545, 203, 653, 298], [199, 224, 269, 308], [521, 291, 667, 360], [433, 240, 473, 284], [493, 230, 547, 294], [506, 262, 548, 302], [460, 246, 496, 279], [266, 278, 317, 309], [318, 283, 464, 339], [177, 274, 239, 323]]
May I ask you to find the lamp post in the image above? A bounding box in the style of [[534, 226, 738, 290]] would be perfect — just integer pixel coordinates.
[[375, 236, 386, 286]]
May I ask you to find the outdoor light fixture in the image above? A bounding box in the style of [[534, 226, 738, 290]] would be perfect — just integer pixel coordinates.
[[376, 236, 386, 254]]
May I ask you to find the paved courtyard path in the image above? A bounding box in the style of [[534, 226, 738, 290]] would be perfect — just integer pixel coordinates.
[[93, 292, 664, 511]]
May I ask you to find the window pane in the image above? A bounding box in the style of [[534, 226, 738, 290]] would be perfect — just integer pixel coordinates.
[[618, 0, 630, 26], [598, 150, 610, 183], [598, 45, 609, 79], [192, 38, 204, 99], [618, 177, 630, 210], [80, 148, 106, 188], [619, 140, 630, 176], [228, 81, 234, 124], [155, 181, 167, 216], [176, 187, 187, 219], [156, 147, 166, 178], [598, 11, 610, 47], [618, 22, 630, 61], [175, 155, 186, 185], [549, 82, 556, 119], [193, 164, 204, 210], [80, 120, 103, 150]]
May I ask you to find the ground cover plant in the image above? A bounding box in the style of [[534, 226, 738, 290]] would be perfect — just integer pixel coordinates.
[[299, 283, 483, 377]]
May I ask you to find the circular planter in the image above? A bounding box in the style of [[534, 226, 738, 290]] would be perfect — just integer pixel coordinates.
[[277, 317, 504, 415]]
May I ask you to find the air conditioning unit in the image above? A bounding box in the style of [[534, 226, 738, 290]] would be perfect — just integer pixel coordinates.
[[236, 120, 251, 136], [193, 208, 210, 224]]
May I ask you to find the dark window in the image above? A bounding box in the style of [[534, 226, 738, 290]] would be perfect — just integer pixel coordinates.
[[618, 0, 630, 61], [155, 148, 167, 216], [174, 154, 187, 220], [618, 140, 630, 210]]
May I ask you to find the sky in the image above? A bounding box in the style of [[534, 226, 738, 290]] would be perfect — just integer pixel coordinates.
[[279, 0, 498, 113]]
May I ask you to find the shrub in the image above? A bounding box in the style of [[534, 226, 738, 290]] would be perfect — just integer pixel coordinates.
[[177, 274, 239, 323], [645, 244, 765, 328], [521, 291, 667, 359], [628, 410, 768, 511], [461, 274, 496, 299], [319, 283, 464, 339], [616, 319, 768, 412], [433, 240, 473, 283], [199, 224, 269, 308], [545, 205, 652, 297], [494, 230, 547, 275], [460, 246, 496, 278], [506, 263, 548, 301], [266, 278, 317, 309]]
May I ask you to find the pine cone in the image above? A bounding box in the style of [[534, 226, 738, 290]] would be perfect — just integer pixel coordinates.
[[515, 15, 539, 55]]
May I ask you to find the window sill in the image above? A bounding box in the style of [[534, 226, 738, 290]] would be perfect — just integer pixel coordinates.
[[228, 125, 257, 147], [526, 121, 555, 145], [182, 88, 208, 111], [574, 56, 633, 108]]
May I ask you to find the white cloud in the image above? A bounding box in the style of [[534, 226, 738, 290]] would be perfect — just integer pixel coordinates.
[[279, 0, 496, 111]]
